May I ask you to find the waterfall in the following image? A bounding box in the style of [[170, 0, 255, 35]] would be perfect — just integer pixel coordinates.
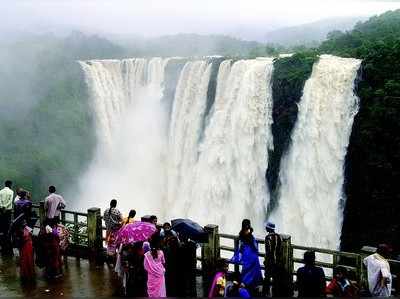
[[77, 58, 170, 215], [167, 58, 274, 234], [166, 60, 213, 215], [271, 55, 361, 249], [78, 54, 361, 247]]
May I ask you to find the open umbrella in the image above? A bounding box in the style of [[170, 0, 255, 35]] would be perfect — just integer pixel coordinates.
[[171, 218, 208, 243], [116, 221, 157, 245]]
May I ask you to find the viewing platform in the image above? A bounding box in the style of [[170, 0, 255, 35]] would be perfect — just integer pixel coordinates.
[[1, 203, 399, 297]]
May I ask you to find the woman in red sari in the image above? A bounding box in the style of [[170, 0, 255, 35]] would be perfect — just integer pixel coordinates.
[[37, 225, 62, 279], [18, 224, 35, 282]]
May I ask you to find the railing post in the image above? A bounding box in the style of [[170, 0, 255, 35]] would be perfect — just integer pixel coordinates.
[[281, 234, 294, 295], [39, 201, 46, 225], [87, 207, 102, 263], [202, 224, 219, 295]]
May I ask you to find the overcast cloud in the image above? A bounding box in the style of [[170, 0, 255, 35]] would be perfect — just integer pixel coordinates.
[[1, 0, 399, 40]]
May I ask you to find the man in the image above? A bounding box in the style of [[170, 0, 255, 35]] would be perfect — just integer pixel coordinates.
[[44, 185, 66, 226], [149, 215, 158, 226], [160, 222, 178, 239], [0, 180, 14, 254], [296, 250, 326, 297], [363, 244, 392, 297], [263, 221, 285, 296]]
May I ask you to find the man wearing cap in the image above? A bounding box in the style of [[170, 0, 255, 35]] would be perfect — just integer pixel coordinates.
[[263, 221, 284, 296]]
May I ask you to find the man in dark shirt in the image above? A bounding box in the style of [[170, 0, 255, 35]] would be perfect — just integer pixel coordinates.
[[263, 222, 282, 296], [297, 250, 326, 297]]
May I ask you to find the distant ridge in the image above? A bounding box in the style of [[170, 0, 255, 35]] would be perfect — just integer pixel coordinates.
[[264, 16, 368, 47]]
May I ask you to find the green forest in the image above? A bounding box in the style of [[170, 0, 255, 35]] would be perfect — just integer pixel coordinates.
[[0, 9, 399, 251]]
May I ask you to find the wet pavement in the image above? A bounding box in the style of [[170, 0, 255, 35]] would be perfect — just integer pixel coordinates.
[[0, 253, 119, 297]]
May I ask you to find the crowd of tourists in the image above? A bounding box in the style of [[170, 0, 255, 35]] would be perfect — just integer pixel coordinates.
[[0, 179, 396, 297], [0, 180, 68, 282]]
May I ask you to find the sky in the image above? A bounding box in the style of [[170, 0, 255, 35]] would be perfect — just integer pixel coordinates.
[[1, 0, 399, 40]]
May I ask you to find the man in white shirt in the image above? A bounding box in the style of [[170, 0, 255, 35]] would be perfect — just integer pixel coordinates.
[[0, 180, 14, 254], [44, 185, 66, 226], [363, 244, 392, 297]]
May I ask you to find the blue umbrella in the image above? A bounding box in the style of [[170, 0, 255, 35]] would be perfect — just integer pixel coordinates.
[[171, 218, 208, 243]]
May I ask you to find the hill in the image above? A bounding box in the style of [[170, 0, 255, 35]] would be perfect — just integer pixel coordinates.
[[114, 33, 264, 57], [264, 16, 367, 47]]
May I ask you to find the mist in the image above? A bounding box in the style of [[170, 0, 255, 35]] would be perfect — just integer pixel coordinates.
[[1, 0, 399, 41]]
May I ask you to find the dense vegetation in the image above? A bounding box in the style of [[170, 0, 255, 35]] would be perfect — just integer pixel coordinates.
[[317, 10, 400, 252]]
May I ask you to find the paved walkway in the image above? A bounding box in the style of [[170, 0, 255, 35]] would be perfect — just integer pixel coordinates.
[[0, 253, 119, 297]]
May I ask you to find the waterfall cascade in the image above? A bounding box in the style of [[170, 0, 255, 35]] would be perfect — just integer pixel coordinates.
[[167, 58, 274, 234], [270, 55, 361, 248], [78, 55, 361, 248], [78, 58, 170, 216]]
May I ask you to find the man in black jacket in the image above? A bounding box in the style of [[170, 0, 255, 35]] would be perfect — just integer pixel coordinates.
[[296, 250, 326, 297]]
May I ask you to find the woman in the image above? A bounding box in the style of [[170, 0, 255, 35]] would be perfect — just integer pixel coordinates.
[[103, 199, 122, 261], [17, 222, 35, 282], [55, 222, 70, 254], [37, 225, 62, 279], [232, 219, 263, 294], [122, 209, 136, 226], [144, 236, 166, 297], [122, 242, 147, 297], [164, 234, 180, 296], [14, 190, 32, 221], [208, 258, 229, 297]]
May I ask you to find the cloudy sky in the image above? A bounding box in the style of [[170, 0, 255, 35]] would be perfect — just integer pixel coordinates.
[[1, 0, 399, 40]]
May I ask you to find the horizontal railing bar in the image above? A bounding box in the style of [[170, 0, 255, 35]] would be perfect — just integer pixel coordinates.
[[61, 220, 88, 227], [293, 258, 334, 269], [388, 259, 400, 265], [218, 233, 236, 239], [220, 245, 235, 252], [292, 245, 359, 258], [62, 210, 88, 217]]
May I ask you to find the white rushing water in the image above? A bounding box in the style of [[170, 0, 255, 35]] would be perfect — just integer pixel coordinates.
[[166, 60, 213, 215], [78, 55, 361, 248], [271, 55, 361, 249], [77, 58, 170, 215], [167, 58, 274, 235]]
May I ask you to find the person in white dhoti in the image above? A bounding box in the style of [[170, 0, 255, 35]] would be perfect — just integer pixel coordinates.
[[363, 244, 392, 297]]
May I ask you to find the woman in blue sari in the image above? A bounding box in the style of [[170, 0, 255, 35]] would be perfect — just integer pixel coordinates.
[[232, 219, 263, 294]]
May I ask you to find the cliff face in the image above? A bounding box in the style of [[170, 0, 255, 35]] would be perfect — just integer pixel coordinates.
[[267, 53, 317, 213], [341, 64, 400, 252]]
